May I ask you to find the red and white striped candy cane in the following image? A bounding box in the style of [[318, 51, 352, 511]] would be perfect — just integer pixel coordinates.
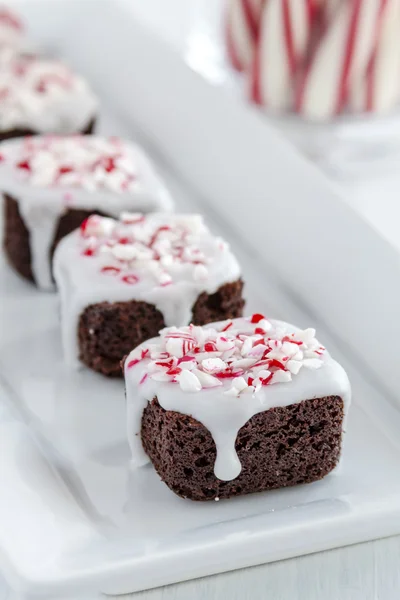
[[350, 0, 400, 114], [322, 0, 343, 25], [250, 0, 315, 111], [296, 0, 383, 120], [226, 0, 266, 72]]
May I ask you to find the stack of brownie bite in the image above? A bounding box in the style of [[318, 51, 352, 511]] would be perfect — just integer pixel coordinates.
[[1, 5, 351, 502]]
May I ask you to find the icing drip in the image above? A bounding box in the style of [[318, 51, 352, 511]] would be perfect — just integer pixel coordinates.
[[124, 317, 351, 481], [0, 136, 174, 289], [0, 55, 97, 132], [53, 214, 241, 368]]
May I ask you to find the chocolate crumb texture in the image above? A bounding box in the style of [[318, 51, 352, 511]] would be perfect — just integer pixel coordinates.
[[141, 395, 344, 501], [0, 117, 95, 142], [78, 280, 245, 377], [3, 193, 105, 285]]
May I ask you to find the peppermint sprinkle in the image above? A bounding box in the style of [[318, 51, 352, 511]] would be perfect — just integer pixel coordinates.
[[128, 315, 327, 396], [79, 213, 228, 289], [0, 56, 96, 131], [8, 135, 136, 192]]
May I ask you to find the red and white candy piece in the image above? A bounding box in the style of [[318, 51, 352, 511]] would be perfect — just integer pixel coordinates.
[[226, 0, 266, 72], [128, 315, 326, 396], [79, 214, 231, 291], [250, 0, 313, 111], [350, 0, 400, 114], [11, 136, 136, 192], [296, 0, 384, 120]]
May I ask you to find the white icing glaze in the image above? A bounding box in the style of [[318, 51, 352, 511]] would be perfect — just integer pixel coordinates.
[[0, 136, 174, 289], [0, 55, 97, 133], [124, 317, 351, 482], [53, 213, 241, 369]]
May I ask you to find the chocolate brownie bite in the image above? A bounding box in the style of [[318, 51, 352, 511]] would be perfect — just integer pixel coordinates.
[[1, 135, 174, 289], [124, 315, 351, 501], [0, 54, 97, 138], [53, 213, 244, 376]]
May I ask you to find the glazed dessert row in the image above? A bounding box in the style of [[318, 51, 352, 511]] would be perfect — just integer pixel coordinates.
[[3, 201, 351, 503], [0, 134, 351, 501], [0, 6, 351, 503], [1, 136, 352, 500]]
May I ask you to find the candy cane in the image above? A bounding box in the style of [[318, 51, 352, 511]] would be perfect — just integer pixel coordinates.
[[322, 0, 343, 24], [350, 0, 400, 114], [308, 0, 324, 21], [226, 0, 266, 72], [296, 0, 383, 120], [250, 0, 314, 111]]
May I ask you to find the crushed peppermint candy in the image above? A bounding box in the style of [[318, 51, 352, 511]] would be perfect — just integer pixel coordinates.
[[0, 56, 96, 130], [78, 213, 232, 288], [6, 135, 137, 191], [127, 315, 327, 396]]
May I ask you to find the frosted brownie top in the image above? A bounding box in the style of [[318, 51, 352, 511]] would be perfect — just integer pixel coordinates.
[[0, 56, 97, 132]]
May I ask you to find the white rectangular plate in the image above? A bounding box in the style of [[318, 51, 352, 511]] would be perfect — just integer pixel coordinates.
[[1, 110, 400, 597]]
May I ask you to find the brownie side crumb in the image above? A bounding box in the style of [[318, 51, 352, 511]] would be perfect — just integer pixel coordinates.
[[78, 280, 245, 377], [0, 117, 96, 142], [78, 300, 166, 377], [3, 193, 34, 282], [141, 395, 344, 501], [3, 194, 106, 286], [191, 279, 245, 325]]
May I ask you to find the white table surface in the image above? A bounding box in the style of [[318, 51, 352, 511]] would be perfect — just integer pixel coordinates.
[[0, 536, 399, 599]]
